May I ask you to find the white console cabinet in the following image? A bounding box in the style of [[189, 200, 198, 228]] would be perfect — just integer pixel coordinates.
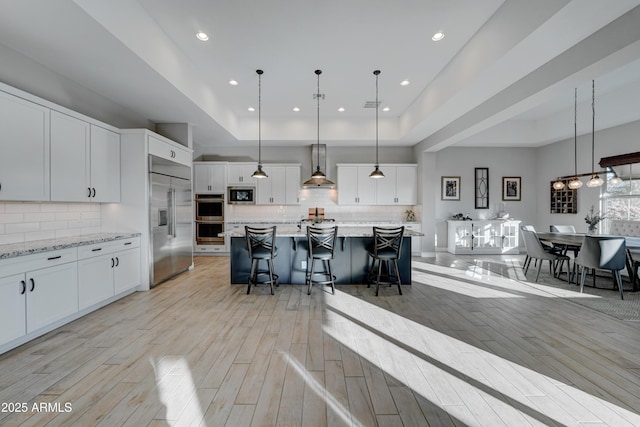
[[447, 220, 521, 254]]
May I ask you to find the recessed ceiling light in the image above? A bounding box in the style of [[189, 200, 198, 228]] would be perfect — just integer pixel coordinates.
[[196, 32, 209, 41], [338, 107, 345, 112], [229, 80, 238, 86], [400, 80, 410, 86], [432, 32, 444, 41], [293, 107, 300, 112], [382, 107, 390, 112], [248, 107, 255, 112]]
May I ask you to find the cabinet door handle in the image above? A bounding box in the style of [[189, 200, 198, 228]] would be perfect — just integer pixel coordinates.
[[47, 255, 62, 261], [111, 257, 114, 268], [88, 187, 92, 197], [30, 278, 35, 292], [21, 280, 26, 295], [92, 188, 96, 198], [115, 257, 119, 267], [92, 248, 102, 252], [124, 242, 132, 246]]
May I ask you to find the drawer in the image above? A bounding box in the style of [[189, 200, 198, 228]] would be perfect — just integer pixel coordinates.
[[77, 237, 140, 260], [0, 247, 78, 277]]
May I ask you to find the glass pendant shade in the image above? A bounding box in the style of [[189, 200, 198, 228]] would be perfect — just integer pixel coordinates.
[[586, 174, 604, 187], [568, 178, 583, 189], [552, 179, 565, 190], [609, 175, 623, 185]]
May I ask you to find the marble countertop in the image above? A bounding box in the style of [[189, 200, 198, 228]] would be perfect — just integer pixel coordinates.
[[223, 226, 423, 238], [226, 220, 421, 226], [0, 232, 141, 260]]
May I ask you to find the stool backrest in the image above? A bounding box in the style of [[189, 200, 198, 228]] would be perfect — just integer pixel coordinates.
[[550, 224, 576, 233], [372, 226, 404, 258], [575, 236, 626, 271], [245, 226, 276, 257], [307, 225, 338, 258]]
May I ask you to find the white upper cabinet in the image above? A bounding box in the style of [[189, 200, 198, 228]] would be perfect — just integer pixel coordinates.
[[337, 165, 377, 205], [90, 125, 120, 202], [338, 164, 416, 205], [376, 165, 417, 205], [284, 166, 301, 205], [256, 165, 300, 205], [148, 135, 191, 166], [0, 90, 50, 201], [227, 163, 257, 186], [50, 110, 120, 202], [194, 163, 227, 194]]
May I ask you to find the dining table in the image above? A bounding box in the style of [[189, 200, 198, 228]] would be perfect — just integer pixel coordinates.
[[536, 232, 640, 291]]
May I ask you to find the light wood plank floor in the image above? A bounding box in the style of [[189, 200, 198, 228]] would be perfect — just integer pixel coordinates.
[[2, 254, 640, 426]]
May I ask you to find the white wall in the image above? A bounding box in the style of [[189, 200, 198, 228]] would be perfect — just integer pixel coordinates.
[[419, 146, 539, 251]]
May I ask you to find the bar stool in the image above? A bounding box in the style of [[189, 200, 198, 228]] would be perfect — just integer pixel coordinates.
[[367, 226, 404, 296], [245, 226, 278, 295], [306, 225, 338, 295]]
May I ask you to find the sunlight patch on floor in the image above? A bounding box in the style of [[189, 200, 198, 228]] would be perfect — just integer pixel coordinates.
[[412, 260, 603, 299], [150, 356, 205, 426], [322, 290, 640, 426]]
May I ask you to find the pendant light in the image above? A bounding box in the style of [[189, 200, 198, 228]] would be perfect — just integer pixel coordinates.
[[586, 80, 604, 187], [568, 87, 583, 190], [303, 70, 335, 187], [251, 69, 268, 179], [369, 70, 385, 179]]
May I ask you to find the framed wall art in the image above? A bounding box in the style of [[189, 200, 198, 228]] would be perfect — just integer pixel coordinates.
[[502, 176, 521, 201], [441, 176, 460, 200], [475, 167, 489, 209]]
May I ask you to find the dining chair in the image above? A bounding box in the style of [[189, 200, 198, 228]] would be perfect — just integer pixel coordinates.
[[521, 225, 560, 269], [549, 224, 582, 283], [574, 236, 627, 299], [367, 226, 404, 296], [306, 225, 338, 295], [245, 226, 278, 295], [520, 228, 570, 282]]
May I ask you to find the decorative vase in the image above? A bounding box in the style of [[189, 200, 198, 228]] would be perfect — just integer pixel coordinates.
[[588, 225, 597, 234]]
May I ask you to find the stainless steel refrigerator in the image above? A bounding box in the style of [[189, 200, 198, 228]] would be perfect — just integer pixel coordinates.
[[149, 155, 193, 287]]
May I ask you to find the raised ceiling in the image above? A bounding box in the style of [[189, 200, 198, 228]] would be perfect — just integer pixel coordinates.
[[1, 0, 640, 151]]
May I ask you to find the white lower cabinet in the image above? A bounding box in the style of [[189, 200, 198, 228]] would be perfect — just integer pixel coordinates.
[[0, 237, 140, 354], [78, 238, 141, 310], [447, 220, 521, 254], [0, 248, 78, 348], [27, 262, 78, 333], [0, 274, 27, 344]]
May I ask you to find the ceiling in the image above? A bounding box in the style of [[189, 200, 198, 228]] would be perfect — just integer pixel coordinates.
[[1, 0, 640, 151]]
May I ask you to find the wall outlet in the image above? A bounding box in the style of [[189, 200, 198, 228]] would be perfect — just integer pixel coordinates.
[[301, 260, 307, 269]]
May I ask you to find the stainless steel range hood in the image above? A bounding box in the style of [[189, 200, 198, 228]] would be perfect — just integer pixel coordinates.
[[303, 144, 335, 188]]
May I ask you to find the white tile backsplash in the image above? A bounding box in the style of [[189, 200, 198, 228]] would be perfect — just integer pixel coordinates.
[[0, 202, 102, 243], [227, 188, 416, 223]]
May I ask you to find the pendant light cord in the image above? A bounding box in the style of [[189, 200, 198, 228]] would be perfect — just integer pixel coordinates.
[[591, 79, 595, 175], [574, 87, 577, 178], [256, 69, 263, 167], [375, 70, 379, 167], [316, 70, 321, 172]]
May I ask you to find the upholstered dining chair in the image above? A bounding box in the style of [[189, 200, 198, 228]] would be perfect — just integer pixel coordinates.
[[521, 225, 560, 269], [574, 236, 627, 300], [521, 228, 570, 282]]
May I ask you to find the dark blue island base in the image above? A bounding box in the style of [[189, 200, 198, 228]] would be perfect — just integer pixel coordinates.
[[230, 236, 412, 286]]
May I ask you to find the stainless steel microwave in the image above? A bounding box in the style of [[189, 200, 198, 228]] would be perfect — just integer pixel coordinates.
[[228, 187, 255, 204]]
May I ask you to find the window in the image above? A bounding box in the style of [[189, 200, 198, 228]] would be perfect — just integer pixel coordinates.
[[601, 163, 640, 231]]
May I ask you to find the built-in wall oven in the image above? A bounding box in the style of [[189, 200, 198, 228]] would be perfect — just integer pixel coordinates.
[[195, 194, 225, 245]]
